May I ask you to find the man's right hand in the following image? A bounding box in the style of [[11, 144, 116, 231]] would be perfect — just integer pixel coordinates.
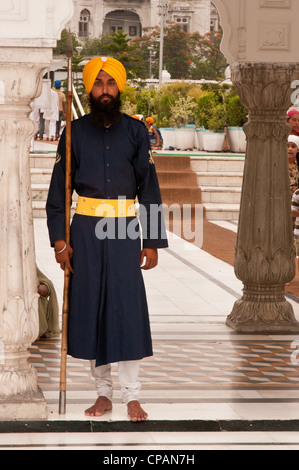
[[54, 240, 74, 273]]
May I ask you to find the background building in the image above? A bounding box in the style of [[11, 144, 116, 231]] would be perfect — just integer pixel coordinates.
[[68, 0, 218, 40]]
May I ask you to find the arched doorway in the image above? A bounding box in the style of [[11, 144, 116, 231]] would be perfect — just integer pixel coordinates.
[[103, 10, 142, 38]]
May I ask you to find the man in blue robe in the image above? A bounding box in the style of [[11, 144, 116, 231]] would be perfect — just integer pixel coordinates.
[[46, 57, 168, 421]]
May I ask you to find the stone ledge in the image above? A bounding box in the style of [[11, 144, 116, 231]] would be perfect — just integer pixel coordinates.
[[0, 388, 47, 420], [1, 419, 299, 433]]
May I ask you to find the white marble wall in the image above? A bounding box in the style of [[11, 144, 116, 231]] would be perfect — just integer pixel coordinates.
[[214, 0, 299, 64], [69, 0, 212, 39]]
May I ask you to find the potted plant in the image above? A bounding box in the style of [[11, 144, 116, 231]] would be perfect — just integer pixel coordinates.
[[203, 104, 227, 152], [195, 88, 225, 152], [196, 89, 227, 152], [226, 92, 248, 153], [169, 94, 197, 150]]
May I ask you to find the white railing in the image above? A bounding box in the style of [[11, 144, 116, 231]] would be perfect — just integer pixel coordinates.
[[72, 84, 85, 119]]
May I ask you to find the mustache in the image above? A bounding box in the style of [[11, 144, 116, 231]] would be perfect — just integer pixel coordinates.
[[90, 92, 121, 107], [99, 94, 114, 100]]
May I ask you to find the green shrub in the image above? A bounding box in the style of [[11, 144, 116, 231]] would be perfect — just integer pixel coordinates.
[[226, 94, 248, 127], [206, 105, 226, 131], [87, 80, 247, 131], [196, 91, 221, 128], [136, 88, 158, 118], [169, 93, 197, 127]]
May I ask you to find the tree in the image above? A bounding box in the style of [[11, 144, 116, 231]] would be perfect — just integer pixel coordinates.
[[107, 31, 146, 79], [129, 23, 227, 81], [55, 25, 227, 82], [190, 29, 227, 80], [131, 23, 192, 79], [53, 28, 80, 55], [81, 34, 113, 56], [163, 23, 193, 79], [132, 27, 160, 79]]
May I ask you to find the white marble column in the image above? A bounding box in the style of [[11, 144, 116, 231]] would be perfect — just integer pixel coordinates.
[[0, 0, 73, 419], [226, 63, 299, 333], [0, 47, 53, 418], [212, 0, 299, 333]]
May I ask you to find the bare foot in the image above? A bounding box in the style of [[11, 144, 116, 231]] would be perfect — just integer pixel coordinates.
[[127, 400, 148, 422], [85, 396, 112, 417]]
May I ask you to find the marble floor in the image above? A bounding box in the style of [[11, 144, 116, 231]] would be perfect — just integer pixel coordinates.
[[1, 218, 298, 451], [3, 143, 299, 450]]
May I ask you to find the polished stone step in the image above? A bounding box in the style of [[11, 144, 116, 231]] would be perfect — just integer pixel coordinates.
[[201, 186, 242, 204], [203, 203, 240, 220], [190, 155, 245, 173], [196, 171, 243, 187]]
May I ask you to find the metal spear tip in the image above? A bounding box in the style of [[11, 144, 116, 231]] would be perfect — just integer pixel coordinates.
[[67, 29, 73, 58]]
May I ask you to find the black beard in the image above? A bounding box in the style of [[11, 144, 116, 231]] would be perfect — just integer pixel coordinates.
[[89, 93, 122, 129]]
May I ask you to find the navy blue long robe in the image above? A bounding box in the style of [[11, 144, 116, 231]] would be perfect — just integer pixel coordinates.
[[46, 114, 168, 366]]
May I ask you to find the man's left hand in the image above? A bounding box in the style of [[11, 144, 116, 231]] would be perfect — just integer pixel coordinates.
[[140, 248, 158, 270]]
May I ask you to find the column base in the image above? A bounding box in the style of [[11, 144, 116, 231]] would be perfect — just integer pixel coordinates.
[[0, 387, 47, 419], [227, 296, 299, 334]]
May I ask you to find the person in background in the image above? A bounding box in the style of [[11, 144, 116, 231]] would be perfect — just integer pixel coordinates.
[[37, 110, 45, 140], [288, 135, 299, 196], [37, 267, 60, 339], [54, 80, 66, 140], [287, 109, 299, 136], [291, 184, 299, 274], [44, 88, 59, 141], [145, 117, 162, 150]]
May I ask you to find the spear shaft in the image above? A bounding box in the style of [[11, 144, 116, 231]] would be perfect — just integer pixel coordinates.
[[59, 30, 73, 415]]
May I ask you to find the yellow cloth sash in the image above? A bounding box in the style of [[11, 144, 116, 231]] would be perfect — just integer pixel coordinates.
[[76, 196, 136, 217]]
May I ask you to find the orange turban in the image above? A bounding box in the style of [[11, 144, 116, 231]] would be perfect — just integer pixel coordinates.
[[146, 117, 154, 125], [83, 57, 127, 94]]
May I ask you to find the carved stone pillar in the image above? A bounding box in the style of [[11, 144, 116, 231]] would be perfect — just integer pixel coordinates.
[[0, 0, 74, 419], [0, 47, 53, 418], [226, 63, 299, 333]]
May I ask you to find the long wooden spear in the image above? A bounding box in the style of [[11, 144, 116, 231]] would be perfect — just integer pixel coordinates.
[[59, 30, 73, 415]]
